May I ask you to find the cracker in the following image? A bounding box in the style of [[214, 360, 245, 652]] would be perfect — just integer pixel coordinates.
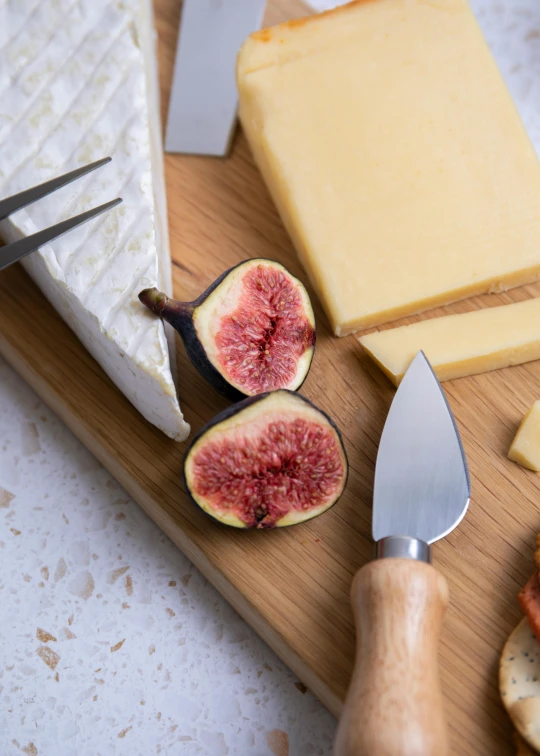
[[501, 618, 540, 752]]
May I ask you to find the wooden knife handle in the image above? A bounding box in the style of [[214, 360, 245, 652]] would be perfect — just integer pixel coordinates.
[[333, 558, 449, 756]]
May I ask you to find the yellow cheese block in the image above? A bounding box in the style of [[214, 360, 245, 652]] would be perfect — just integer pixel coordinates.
[[237, 0, 540, 336], [359, 298, 540, 386], [508, 402, 540, 472]]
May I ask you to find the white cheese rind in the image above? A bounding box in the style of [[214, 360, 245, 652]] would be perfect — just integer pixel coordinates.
[[0, 0, 189, 441]]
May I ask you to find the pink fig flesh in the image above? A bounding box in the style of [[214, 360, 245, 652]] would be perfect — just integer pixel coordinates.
[[183, 391, 347, 529], [195, 260, 316, 395]]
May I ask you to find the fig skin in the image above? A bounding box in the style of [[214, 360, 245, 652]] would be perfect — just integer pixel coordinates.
[[139, 259, 316, 401], [139, 285, 241, 401], [183, 390, 349, 529]]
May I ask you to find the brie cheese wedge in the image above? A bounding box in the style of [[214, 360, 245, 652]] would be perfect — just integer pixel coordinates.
[[0, 0, 190, 441]]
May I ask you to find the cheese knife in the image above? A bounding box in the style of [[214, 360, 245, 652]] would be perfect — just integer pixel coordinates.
[[334, 351, 470, 756], [165, 0, 267, 156]]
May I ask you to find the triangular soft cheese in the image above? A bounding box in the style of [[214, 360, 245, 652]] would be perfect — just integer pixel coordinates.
[[0, 0, 189, 441]]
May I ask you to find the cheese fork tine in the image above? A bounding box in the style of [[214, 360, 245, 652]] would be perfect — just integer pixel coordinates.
[[0, 157, 112, 222], [0, 197, 123, 273]]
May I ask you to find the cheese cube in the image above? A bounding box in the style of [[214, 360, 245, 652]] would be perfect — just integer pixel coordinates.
[[237, 0, 540, 336], [508, 402, 540, 472]]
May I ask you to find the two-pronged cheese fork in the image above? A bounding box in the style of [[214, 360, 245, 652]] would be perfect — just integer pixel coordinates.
[[0, 157, 122, 272]]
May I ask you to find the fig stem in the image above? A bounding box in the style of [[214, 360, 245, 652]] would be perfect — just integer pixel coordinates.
[[139, 287, 195, 323]]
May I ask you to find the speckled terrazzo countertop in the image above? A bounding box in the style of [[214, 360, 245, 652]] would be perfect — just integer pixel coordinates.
[[1, 2, 540, 754]]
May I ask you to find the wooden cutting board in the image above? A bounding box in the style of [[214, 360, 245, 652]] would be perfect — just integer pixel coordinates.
[[0, 1, 538, 752]]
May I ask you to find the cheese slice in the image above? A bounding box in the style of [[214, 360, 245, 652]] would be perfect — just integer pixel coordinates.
[[237, 0, 540, 336], [0, 0, 189, 441], [508, 402, 540, 472], [359, 298, 540, 386]]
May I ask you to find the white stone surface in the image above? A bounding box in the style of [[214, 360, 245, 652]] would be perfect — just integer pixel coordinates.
[[2, 1, 540, 754]]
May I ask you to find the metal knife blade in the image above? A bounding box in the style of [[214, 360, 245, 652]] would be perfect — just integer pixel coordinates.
[[165, 0, 267, 156], [373, 350, 470, 545]]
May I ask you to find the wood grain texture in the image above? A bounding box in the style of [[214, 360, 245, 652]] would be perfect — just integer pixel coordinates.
[[334, 560, 449, 756], [0, 1, 537, 752]]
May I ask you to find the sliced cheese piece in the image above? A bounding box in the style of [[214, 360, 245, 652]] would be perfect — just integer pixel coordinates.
[[359, 298, 540, 386], [237, 0, 540, 336], [0, 0, 189, 441], [508, 402, 540, 472]]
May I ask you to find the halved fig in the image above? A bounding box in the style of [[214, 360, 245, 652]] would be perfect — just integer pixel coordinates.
[[139, 259, 316, 400], [183, 390, 348, 529]]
